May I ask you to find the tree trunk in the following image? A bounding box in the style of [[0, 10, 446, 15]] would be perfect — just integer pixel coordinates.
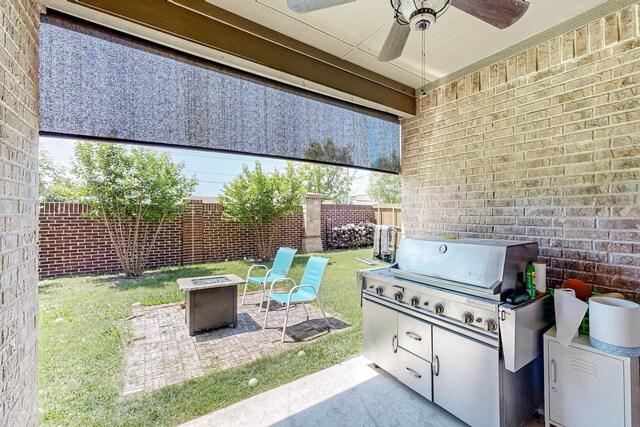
[[254, 220, 279, 261], [102, 212, 167, 277]]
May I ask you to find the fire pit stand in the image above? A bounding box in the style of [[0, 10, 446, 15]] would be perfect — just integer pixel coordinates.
[[177, 274, 245, 336]]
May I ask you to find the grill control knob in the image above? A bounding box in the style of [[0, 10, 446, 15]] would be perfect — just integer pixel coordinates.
[[462, 312, 474, 324], [485, 319, 497, 332], [375, 286, 384, 295], [434, 303, 444, 315], [410, 296, 420, 307], [394, 291, 404, 302]]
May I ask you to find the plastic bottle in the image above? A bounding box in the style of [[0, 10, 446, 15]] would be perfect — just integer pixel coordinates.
[[525, 262, 536, 299]]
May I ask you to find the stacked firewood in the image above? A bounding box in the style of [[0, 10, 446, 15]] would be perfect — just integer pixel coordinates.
[[327, 221, 374, 249]]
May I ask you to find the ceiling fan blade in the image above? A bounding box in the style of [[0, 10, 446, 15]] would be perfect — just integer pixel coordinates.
[[286, 0, 356, 14], [378, 21, 411, 62], [450, 0, 529, 29]]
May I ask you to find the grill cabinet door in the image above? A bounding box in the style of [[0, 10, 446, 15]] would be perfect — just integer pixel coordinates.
[[432, 326, 500, 427], [363, 299, 397, 374]]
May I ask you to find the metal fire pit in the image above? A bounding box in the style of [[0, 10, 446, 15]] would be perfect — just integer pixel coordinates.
[[177, 274, 245, 336]]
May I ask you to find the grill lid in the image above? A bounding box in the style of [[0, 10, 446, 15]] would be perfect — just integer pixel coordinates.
[[391, 238, 537, 299]]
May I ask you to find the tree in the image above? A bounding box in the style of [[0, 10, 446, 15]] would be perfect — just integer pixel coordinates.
[[39, 149, 77, 202], [72, 142, 197, 277], [219, 162, 304, 261], [368, 172, 402, 204], [296, 162, 355, 204]]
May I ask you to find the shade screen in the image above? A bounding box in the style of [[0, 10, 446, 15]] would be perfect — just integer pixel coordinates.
[[39, 14, 401, 173]]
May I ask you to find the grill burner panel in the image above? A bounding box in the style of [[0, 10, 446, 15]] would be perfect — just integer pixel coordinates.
[[362, 268, 501, 339]]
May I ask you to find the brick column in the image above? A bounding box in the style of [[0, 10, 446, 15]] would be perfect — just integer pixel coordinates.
[[182, 200, 204, 265], [302, 193, 323, 253], [0, 0, 41, 424]]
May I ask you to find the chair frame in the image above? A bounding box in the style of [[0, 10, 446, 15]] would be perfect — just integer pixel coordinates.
[[262, 270, 331, 343], [241, 265, 287, 311]]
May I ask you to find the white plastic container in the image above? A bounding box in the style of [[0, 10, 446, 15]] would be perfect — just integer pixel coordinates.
[[589, 297, 640, 357], [533, 261, 546, 293]]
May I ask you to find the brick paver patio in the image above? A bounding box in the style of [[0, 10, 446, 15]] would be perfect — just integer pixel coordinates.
[[122, 291, 349, 396]]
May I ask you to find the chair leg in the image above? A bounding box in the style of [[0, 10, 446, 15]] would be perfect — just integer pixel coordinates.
[[259, 280, 268, 311], [302, 303, 309, 321], [281, 302, 291, 343], [316, 297, 331, 331], [241, 279, 249, 305], [262, 297, 272, 329]]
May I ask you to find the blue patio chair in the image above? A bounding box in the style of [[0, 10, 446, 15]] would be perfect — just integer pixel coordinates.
[[241, 247, 297, 311], [262, 256, 331, 342]]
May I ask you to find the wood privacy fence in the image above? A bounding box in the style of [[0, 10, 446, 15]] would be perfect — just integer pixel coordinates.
[[38, 201, 402, 278], [373, 205, 403, 243]]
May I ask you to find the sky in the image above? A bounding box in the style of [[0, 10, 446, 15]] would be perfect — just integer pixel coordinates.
[[40, 137, 372, 198]]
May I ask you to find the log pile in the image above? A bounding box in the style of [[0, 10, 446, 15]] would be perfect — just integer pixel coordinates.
[[327, 221, 374, 249]]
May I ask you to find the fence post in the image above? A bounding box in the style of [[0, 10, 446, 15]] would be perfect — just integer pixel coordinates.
[[301, 193, 323, 253], [182, 199, 204, 265]]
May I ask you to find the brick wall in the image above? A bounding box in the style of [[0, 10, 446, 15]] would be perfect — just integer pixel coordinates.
[[38, 202, 303, 277], [401, 4, 640, 301], [0, 0, 40, 424], [38, 203, 182, 277], [321, 204, 375, 249], [202, 203, 303, 261]]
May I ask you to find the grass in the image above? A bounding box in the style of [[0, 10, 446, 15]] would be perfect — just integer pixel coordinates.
[[39, 248, 374, 426]]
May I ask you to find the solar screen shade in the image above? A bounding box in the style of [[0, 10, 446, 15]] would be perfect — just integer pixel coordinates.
[[39, 14, 401, 173]]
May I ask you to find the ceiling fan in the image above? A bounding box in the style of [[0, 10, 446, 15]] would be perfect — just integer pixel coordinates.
[[286, 0, 530, 61]]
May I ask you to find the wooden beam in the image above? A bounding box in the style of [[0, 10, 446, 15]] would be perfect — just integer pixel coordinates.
[[67, 0, 416, 115]]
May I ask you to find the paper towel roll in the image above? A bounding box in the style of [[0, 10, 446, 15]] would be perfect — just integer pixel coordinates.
[[589, 297, 640, 357], [533, 261, 546, 293], [555, 288, 587, 346]]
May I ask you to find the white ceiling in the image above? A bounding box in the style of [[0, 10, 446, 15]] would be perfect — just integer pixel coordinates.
[[209, 0, 607, 88]]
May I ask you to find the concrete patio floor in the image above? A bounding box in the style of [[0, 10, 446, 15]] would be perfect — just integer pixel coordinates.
[[180, 355, 545, 427], [122, 291, 349, 396]]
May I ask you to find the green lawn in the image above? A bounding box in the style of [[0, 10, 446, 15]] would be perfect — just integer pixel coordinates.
[[39, 248, 374, 426]]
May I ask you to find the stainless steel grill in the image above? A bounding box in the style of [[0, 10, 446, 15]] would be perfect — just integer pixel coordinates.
[[358, 237, 554, 427]]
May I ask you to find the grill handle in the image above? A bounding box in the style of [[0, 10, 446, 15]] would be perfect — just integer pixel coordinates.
[[392, 334, 398, 353], [406, 367, 421, 378], [433, 355, 440, 376], [405, 331, 422, 341]]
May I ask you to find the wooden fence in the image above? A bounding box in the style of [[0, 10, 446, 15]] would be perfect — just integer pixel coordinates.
[[372, 205, 403, 241]]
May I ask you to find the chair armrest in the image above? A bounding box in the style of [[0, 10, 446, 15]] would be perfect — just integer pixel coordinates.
[[269, 277, 297, 294], [265, 269, 287, 280], [246, 264, 268, 279], [285, 285, 317, 304]]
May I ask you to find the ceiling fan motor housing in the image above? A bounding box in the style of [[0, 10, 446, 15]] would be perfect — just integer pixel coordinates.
[[399, 0, 449, 31], [409, 8, 436, 30]]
